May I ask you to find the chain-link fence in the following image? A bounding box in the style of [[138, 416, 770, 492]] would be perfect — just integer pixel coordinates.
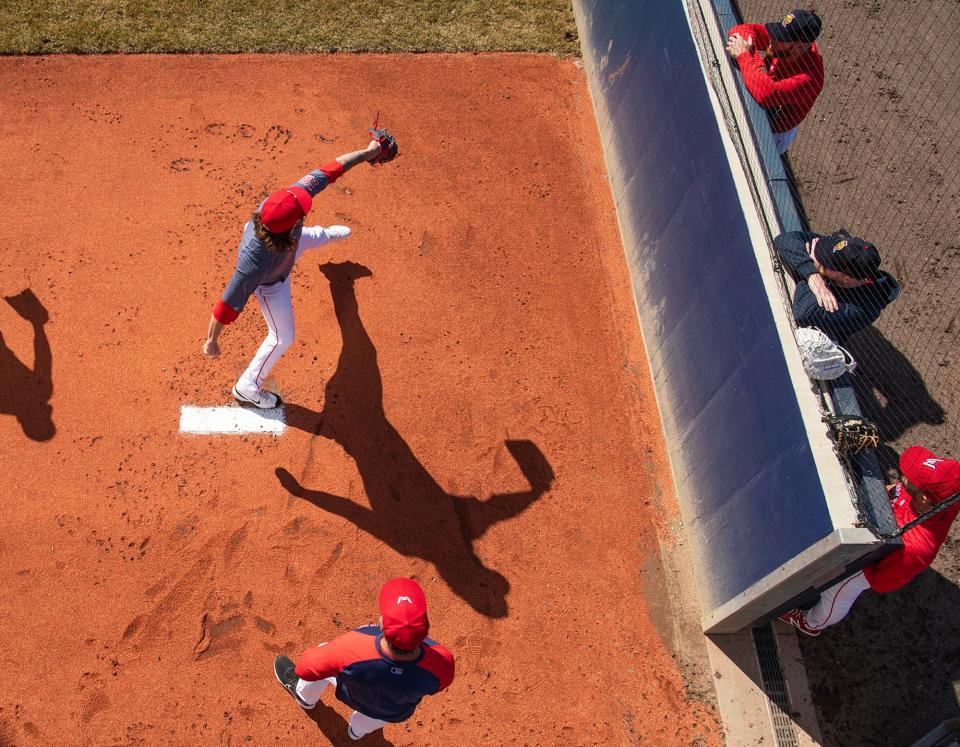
[[729, 0, 960, 474]]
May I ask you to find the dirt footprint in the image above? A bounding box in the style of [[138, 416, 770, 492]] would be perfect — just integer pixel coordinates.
[[453, 634, 502, 674], [194, 612, 245, 660], [257, 125, 292, 151]]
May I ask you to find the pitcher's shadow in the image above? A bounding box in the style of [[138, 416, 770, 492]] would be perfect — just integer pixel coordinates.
[[277, 262, 555, 618], [0, 288, 55, 441]]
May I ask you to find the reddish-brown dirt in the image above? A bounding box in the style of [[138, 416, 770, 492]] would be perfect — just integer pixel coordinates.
[[0, 55, 720, 746]]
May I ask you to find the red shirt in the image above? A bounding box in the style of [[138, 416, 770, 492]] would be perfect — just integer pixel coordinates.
[[863, 484, 960, 592], [728, 23, 824, 133]]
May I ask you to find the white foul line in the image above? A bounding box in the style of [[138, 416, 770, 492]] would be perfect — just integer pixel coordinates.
[[179, 405, 286, 435]]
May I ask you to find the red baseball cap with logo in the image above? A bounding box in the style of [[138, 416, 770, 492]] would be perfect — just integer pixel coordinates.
[[379, 578, 429, 649], [260, 186, 312, 233], [900, 446, 960, 503]]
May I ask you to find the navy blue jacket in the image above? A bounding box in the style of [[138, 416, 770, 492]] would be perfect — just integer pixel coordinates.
[[774, 231, 899, 343]]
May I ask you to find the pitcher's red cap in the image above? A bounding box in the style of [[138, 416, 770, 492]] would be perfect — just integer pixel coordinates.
[[900, 446, 960, 503], [379, 578, 429, 649], [261, 186, 312, 233]]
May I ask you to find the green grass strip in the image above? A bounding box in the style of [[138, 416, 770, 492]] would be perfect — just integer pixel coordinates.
[[0, 0, 579, 55]]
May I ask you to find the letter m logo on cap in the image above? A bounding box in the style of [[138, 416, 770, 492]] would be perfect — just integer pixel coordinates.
[[783, 12, 795, 25]]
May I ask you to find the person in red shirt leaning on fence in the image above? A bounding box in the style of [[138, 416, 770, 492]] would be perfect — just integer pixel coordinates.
[[779, 446, 960, 637], [726, 8, 824, 155]]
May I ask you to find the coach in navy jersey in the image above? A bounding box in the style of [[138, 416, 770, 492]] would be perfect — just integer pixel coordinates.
[[274, 578, 455, 740]]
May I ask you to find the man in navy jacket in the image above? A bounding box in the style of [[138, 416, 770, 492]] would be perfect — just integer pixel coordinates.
[[774, 230, 899, 343]]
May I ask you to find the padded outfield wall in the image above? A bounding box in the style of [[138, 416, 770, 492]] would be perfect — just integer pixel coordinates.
[[572, 0, 889, 632]]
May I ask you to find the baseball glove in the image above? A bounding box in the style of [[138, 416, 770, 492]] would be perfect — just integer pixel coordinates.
[[824, 415, 880, 454], [369, 127, 398, 165]]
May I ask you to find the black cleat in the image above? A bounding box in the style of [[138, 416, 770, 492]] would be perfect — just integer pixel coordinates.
[[274, 655, 314, 709]]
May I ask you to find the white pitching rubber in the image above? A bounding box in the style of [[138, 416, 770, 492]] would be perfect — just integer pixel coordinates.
[[179, 405, 286, 435]]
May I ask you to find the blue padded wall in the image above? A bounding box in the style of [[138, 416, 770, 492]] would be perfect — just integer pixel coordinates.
[[576, 0, 834, 611]]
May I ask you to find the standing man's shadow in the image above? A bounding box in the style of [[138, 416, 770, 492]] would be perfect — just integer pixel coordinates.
[[844, 326, 946, 471], [276, 262, 555, 618], [0, 289, 54, 441], [303, 702, 395, 747]]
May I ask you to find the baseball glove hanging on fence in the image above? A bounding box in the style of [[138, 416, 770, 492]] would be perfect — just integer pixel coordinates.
[[368, 112, 398, 165], [824, 415, 880, 454]]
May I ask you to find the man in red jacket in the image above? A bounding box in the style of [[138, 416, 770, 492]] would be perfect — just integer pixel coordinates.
[[726, 8, 824, 154], [779, 446, 960, 636]]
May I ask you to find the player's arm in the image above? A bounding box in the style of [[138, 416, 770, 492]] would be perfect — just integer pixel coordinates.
[[774, 231, 841, 314], [292, 140, 388, 253], [294, 634, 361, 681], [296, 225, 352, 255], [203, 298, 240, 359], [793, 292, 873, 342], [726, 24, 767, 50], [203, 267, 262, 358], [773, 231, 820, 281], [726, 23, 770, 69], [336, 141, 384, 171], [203, 317, 226, 358], [292, 141, 384, 200]]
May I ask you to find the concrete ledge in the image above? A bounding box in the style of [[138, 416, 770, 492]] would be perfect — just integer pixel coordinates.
[[706, 627, 822, 746]]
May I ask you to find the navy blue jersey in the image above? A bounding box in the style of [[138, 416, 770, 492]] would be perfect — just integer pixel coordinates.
[[295, 625, 455, 722], [216, 162, 343, 321]]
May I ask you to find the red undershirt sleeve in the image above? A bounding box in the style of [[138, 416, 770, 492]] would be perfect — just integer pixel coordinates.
[[213, 299, 240, 324], [319, 159, 345, 184]]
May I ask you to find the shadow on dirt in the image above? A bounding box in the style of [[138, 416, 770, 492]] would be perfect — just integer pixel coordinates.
[[276, 262, 555, 619], [0, 288, 54, 441], [803, 326, 956, 745], [302, 701, 396, 747], [799, 566, 960, 746], [844, 326, 946, 472]]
